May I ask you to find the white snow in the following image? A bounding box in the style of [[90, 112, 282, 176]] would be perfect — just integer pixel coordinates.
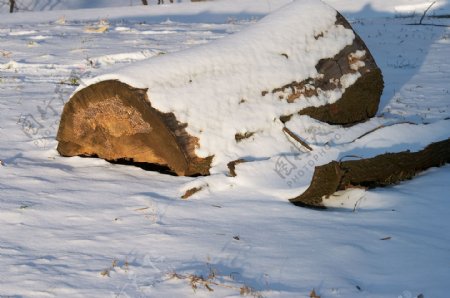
[[1, 0, 450, 297], [325, 0, 450, 17], [0, 0, 193, 14], [340, 72, 361, 88], [0, 0, 292, 25], [82, 0, 357, 172], [88, 50, 163, 68]]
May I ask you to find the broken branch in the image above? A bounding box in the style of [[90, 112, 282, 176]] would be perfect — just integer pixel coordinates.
[[290, 138, 450, 208]]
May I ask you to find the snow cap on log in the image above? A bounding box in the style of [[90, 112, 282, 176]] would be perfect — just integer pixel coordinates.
[[57, 0, 383, 176]]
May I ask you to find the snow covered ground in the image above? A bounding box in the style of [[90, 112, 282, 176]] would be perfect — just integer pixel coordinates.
[[0, 0, 193, 14], [0, 0, 449, 297]]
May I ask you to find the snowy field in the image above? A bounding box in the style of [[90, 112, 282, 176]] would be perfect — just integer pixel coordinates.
[[1, 0, 450, 297]]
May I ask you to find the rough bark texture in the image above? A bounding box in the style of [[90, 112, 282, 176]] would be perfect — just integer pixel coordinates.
[[276, 13, 384, 125], [290, 138, 450, 208], [57, 80, 212, 176]]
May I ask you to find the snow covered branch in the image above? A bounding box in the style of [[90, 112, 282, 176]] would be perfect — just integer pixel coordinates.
[[290, 138, 450, 208]]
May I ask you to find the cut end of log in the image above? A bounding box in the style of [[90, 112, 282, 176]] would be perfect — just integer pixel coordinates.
[[56, 80, 212, 176]]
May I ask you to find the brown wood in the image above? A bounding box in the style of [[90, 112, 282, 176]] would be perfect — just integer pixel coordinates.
[[56, 80, 212, 176], [282, 127, 313, 151], [227, 159, 247, 177], [181, 187, 203, 199], [276, 13, 384, 125], [290, 138, 450, 208], [56, 11, 384, 176]]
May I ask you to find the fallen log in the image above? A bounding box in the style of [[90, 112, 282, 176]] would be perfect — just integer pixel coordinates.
[[57, 0, 383, 175], [290, 138, 450, 208]]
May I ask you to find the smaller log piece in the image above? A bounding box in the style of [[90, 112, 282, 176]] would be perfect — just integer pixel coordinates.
[[56, 80, 212, 176], [290, 138, 450, 208]]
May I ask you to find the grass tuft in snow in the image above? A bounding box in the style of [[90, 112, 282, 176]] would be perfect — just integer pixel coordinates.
[[168, 262, 263, 297]]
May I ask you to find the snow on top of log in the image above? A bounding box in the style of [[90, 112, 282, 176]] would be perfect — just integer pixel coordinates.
[[80, 0, 358, 173]]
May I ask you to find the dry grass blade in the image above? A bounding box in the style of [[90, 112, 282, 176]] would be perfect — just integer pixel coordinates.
[[168, 269, 262, 297], [1, 50, 12, 58], [235, 131, 255, 142], [310, 289, 321, 298], [351, 121, 417, 143], [282, 127, 313, 151], [84, 25, 109, 33], [181, 186, 203, 199], [420, 1, 436, 24], [133, 206, 150, 211], [100, 269, 110, 277]]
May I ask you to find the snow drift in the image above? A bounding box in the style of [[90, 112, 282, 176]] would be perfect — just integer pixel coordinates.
[[57, 0, 383, 176]]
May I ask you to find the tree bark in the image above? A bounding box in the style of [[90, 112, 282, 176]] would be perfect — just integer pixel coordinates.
[[142, 0, 148, 5], [290, 138, 450, 208], [276, 13, 383, 125], [9, 0, 15, 13]]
